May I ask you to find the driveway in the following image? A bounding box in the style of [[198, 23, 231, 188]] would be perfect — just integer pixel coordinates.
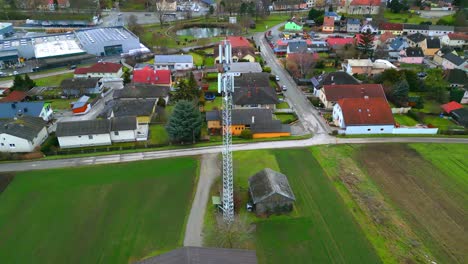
[[184, 153, 220, 247]]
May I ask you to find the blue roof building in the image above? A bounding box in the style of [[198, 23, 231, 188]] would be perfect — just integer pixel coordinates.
[[0, 101, 53, 121]]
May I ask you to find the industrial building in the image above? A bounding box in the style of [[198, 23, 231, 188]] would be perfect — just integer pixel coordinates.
[[0, 23, 14, 39], [75, 27, 141, 56]]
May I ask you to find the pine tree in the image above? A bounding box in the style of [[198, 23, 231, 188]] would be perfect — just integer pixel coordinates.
[[172, 78, 201, 103], [357, 30, 374, 58], [392, 79, 409, 106], [424, 68, 449, 103], [11, 75, 25, 91], [23, 74, 36, 90], [166, 101, 202, 143]]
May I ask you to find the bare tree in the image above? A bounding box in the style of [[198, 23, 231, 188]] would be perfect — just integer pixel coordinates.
[[287, 50, 316, 78], [152, 0, 171, 26], [204, 216, 254, 249]]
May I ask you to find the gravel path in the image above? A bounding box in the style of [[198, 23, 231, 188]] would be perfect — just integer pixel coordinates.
[[183, 153, 220, 247]]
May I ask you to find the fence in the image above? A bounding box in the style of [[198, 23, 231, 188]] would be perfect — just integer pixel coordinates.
[[392, 128, 439, 135], [392, 107, 412, 114]]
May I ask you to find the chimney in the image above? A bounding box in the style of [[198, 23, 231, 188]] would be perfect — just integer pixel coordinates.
[[252, 115, 255, 124], [331, 75, 334, 82], [364, 95, 369, 100]]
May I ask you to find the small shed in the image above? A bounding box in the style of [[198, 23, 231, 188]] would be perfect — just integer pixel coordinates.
[[248, 168, 295, 215]]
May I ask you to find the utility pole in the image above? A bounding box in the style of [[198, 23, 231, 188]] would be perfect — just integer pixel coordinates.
[[218, 40, 234, 223]]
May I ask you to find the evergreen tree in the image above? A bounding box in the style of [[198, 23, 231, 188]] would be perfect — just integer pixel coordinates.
[[424, 68, 449, 103], [11, 75, 24, 91], [388, 0, 402, 13], [53, 0, 59, 10], [166, 100, 202, 143], [392, 79, 409, 106], [307, 8, 323, 20], [23, 74, 36, 90], [123, 70, 131, 84], [401, 70, 420, 92], [357, 30, 374, 58], [172, 78, 201, 103]]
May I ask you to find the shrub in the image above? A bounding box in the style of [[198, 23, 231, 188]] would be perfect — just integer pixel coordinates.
[[240, 129, 253, 139], [262, 66, 271, 73]]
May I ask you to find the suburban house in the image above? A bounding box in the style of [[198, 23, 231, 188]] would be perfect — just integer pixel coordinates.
[[0, 101, 53, 121], [135, 247, 257, 264], [286, 41, 308, 55], [154, 55, 194, 71], [132, 65, 172, 87], [272, 1, 307, 10], [322, 16, 335, 33], [325, 37, 354, 48], [110, 99, 156, 140], [155, 0, 177, 11], [398, 47, 424, 64], [347, 19, 361, 33], [440, 33, 468, 48], [427, 25, 454, 37], [60, 78, 103, 96], [113, 83, 170, 105], [225, 62, 263, 74], [0, 116, 48, 153], [324, 12, 341, 21], [360, 21, 378, 34], [433, 46, 457, 65], [441, 101, 463, 114], [379, 23, 403, 35], [71, 95, 91, 115], [332, 97, 395, 134], [233, 73, 279, 109], [440, 53, 467, 70], [214, 46, 256, 63], [319, 83, 386, 108], [422, 37, 441, 56], [284, 21, 302, 31], [0, 90, 29, 102], [445, 69, 467, 88], [56, 116, 139, 148], [337, 0, 381, 15], [451, 108, 468, 127], [73, 62, 123, 78], [378, 31, 396, 46], [206, 109, 291, 139], [248, 168, 296, 215], [226, 36, 251, 48], [342, 59, 396, 75], [388, 37, 409, 58], [403, 24, 429, 35], [407, 33, 426, 47], [311, 71, 360, 96]]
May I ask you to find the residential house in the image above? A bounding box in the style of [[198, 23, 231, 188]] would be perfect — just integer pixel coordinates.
[[360, 22, 378, 34], [441, 53, 467, 70], [56, 116, 138, 148], [445, 69, 468, 104], [322, 16, 335, 33], [309, 41, 330, 52], [433, 46, 457, 65], [378, 31, 396, 46], [427, 25, 454, 37], [325, 37, 354, 49], [422, 37, 441, 57], [342, 59, 396, 75], [214, 47, 256, 63], [388, 37, 409, 58], [338, 0, 381, 15], [0, 91, 29, 102], [113, 83, 170, 105], [0, 101, 53, 121], [407, 33, 426, 47], [154, 55, 194, 71], [155, 0, 177, 11], [60, 78, 103, 96], [73, 62, 123, 79], [451, 108, 468, 127], [132, 65, 172, 87], [225, 62, 263, 74], [324, 12, 341, 21], [332, 97, 395, 134], [0, 116, 48, 153], [71, 95, 91, 115], [134, 247, 257, 264], [110, 99, 156, 140], [441, 101, 463, 114], [403, 24, 429, 35], [440, 33, 468, 48], [347, 19, 361, 33], [206, 109, 291, 138], [36, 0, 70, 10], [311, 71, 360, 96], [286, 41, 308, 55], [233, 73, 279, 109], [319, 83, 386, 108], [379, 23, 403, 35], [284, 21, 302, 31], [399, 47, 424, 64], [226, 36, 251, 48], [248, 168, 296, 215], [272, 1, 307, 10]]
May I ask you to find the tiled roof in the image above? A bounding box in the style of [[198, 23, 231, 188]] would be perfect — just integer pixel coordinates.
[[441, 101, 463, 114], [447, 33, 468, 40], [114, 83, 169, 99], [74, 62, 122, 74], [443, 53, 464, 65], [226, 36, 251, 48], [112, 99, 156, 117], [0, 91, 27, 102], [323, 16, 335, 27], [61, 78, 100, 90], [323, 84, 386, 101], [311, 72, 360, 88], [0, 116, 46, 141], [132, 66, 171, 85], [338, 97, 394, 126], [350, 0, 380, 5], [407, 32, 426, 43], [426, 37, 440, 49], [248, 168, 296, 204], [444, 69, 467, 85], [233, 73, 278, 105], [403, 24, 429, 30], [56, 117, 137, 137], [379, 23, 403, 31], [405, 47, 424, 57], [326, 37, 354, 46]]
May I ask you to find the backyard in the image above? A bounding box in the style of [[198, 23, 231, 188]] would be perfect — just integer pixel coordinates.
[[0, 157, 199, 263], [34, 72, 74, 87]]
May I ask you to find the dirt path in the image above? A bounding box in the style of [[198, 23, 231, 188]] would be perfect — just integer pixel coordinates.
[[183, 153, 220, 247]]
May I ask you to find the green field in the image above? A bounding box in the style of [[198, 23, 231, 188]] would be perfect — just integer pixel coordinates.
[[0, 158, 198, 263], [34, 72, 74, 87], [233, 149, 382, 264], [394, 114, 418, 126], [149, 124, 169, 145]]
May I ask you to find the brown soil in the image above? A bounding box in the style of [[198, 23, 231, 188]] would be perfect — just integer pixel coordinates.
[[357, 144, 467, 264], [0, 173, 14, 194]]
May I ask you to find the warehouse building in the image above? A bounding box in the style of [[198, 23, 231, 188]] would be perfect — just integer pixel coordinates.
[[75, 27, 141, 56], [0, 23, 14, 39]]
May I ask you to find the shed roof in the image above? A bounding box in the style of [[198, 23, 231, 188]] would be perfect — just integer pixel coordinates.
[[0, 116, 46, 141], [249, 168, 296, 204]]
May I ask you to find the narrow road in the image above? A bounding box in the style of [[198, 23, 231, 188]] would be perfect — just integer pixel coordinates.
[[0, 135, 466, 172], [254, 24, 331, 135], [184, 153, 220, 247]]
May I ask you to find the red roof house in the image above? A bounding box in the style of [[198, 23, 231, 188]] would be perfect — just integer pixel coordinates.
[[441, 101, 463, 114], [322, 17, 335, 33], [447, 33, 468, 41], [321, 84, 386, 108], [336, 97, 394, 126], [0, 91, 28, 102], [326, 37, 354, 47], [133, 66, 172, 86], [227, 36, 251, 48], [74, 62, 123, 78], [350, 0, 380, 6], [379, 23, 403, 32]]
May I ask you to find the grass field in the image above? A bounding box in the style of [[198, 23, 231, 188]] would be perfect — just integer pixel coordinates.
[[0, 158, 198, 263], [384, 10, 434, 24], [232, 149, 382, 264], [204, 97, 222, 111], [34, 72, 74, 87], [394, 114, 419, 126], [149, 124, 169, 145], [48, 98, 74, 110], [276, 101, 290, 109]]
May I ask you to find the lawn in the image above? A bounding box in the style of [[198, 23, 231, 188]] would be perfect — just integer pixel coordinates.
[[48, 98, 75, 110], [208, 81, 218, 92], [251, 12, 308, 33], [383, 10, 433, 24], [274, 113, 297, 124], [189, 52, 204, 66], [149, 124, 169, 145], [34, 72, 74, 87], [423, 115, 459, 129], [230, 149, 381, 264], [0, 158, 198, 263], [394, 114, 418, 126], [276, 101, 290, 109], [204, 96, 222, 111]]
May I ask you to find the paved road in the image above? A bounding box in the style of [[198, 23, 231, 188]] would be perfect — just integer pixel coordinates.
[[1, 135, 466, 173], [184, 153, 220, 247], [254, 24, 331, 135]]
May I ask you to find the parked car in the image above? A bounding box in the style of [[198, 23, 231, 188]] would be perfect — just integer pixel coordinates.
[[13, 71, 18, 75], [276, 75, 280, 81], [282, 85, 287, 91], [69, 65, 77, 70]]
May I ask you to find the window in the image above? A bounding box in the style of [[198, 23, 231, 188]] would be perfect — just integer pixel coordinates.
[[367, 129, 371, 131], [380, 128, 384, 131], [114, 131, 119, 136], [88, 135, 93, 139], [0, 143, 3, 146], [9, 144, 15, 148]]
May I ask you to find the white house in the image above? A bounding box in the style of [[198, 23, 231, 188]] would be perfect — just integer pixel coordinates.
[[74, 62, 123, 78], [320, 84, 386, 109], [440, 33, 468, 48], [332, 97, 395, 134], [154, 55, 194, 71], [56, 117, 138, 148], [0, 117, 48, 153], [0, 101, 53, 121], [337, 0, 381, 15]]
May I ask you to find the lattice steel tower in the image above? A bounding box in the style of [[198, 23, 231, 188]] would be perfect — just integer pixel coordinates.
[[218, 40, 234, 223]]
